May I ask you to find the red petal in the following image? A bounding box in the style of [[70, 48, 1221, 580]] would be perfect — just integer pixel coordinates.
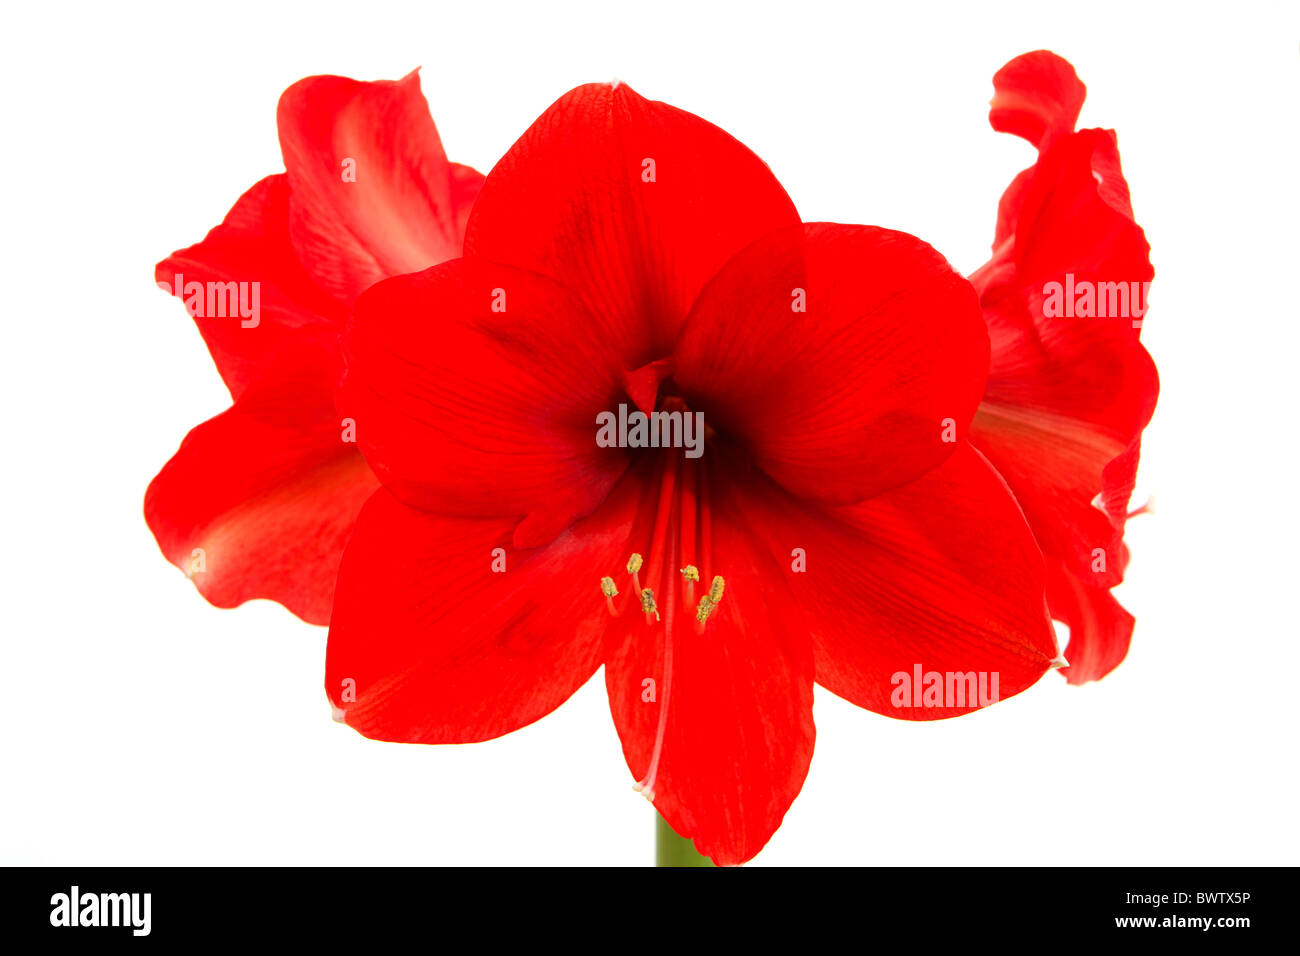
[[343, 258, 634, 548], [151, 71, 481, 620], [1047, 558, 1135, 685], [326, 475, 643, 744], [154, 175, 346, 399], [989, 50, 1086, 151], [989, 130, 1153, 299], [602, 458, 814, 865], [447, 162, 484, 242], [144, 333, 377, 624], [973, 59, 1159, 684], [464, 82, 800, 368], [738, 445, 1058, 719], [969, 398, 1142, 589], [1101, 436, 1145, 523], [278, 70, 483, 302], [971, 128, 1158, 586], [673, 223, 988, 504]]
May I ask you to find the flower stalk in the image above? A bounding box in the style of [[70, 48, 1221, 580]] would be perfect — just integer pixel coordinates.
[[656, 812, 715, 867]]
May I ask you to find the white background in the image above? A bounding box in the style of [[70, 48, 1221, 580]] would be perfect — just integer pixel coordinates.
[[2, 0, 1297, 866]]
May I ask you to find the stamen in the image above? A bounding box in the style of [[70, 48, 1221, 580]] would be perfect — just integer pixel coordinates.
[[641, 587, 660, 623], [679, 564, 699, 612], [699, 464, 712, 580], [696, 596, 716, 624], [708, 575, 725, 603], [695, 576, 725, 633], [679, 463, 698, 612], [601, 576, 620, 617], [627, 552, 644, 594]]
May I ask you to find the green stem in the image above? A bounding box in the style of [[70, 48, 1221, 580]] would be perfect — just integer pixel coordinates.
[[656, 812, 715, 867]]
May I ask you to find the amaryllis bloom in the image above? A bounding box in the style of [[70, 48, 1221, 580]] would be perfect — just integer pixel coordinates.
[[326, 82, 1060, 864], [967, 52, 1159, 683], [147, 71, 483, 623]]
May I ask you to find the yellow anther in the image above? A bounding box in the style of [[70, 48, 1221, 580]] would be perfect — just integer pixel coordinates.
[[680, 565, 699, 582], [627, 553, 644, 574], [600, 576, 618, 598], [696, 596, 716, 624], [708, 575, 725, 603], [641, 588, 660, 620]]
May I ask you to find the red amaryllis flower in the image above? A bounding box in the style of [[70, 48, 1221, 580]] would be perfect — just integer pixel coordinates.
[[147, 71, 483, 623], [967, 52, 1159, 683], [325, 82, 1060, 864]]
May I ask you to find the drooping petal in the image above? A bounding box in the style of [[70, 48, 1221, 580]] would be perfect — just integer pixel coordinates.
[[970, 124, 1158, 586], [985, 129, 1155, 305], [969, 398, 1144, 589], [1100, 435, 1146, 526], [464, 82, 800, 368], [1047, 557, 1135, 685], [326, 473, 643, 744], [155, 175, 347, 399], [602, 457, 814, 865], [989, 50, 1086, 151], [342, 257, 635, 548], [144, 333, 377, 624], [673, 223, 988, 504], [278, 70, 483, 302], [737, 444, 1058, 719]]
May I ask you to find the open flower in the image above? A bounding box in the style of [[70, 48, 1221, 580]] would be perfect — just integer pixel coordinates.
[[967, 52, 1159, 682], [326, 82, 1059, 864], [147, 71, 482, 623]]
